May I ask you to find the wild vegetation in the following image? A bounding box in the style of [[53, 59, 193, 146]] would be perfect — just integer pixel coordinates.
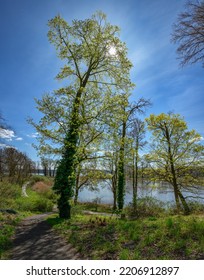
[[0, 173, 204, 259], [0, 176, 56, 259], [1, 2, 204, 260], [47, 201, 204, 260]]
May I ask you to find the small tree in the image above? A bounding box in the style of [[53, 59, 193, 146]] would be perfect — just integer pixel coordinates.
[[171, 1, 204, 67], [146, 113, 204, 214]]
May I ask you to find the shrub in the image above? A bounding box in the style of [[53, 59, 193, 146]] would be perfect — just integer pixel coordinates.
[[29, 175, 53, 184], [0, 180, 54, 213], [125, 196, 166, 217], [32, 197, 53, 212], [0, 182, 21, 209], [31, 178, 57, 203], [188, 201, 204, 214], [16, 195, 53, 212]]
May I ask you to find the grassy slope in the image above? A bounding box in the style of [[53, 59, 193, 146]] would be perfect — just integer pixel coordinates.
[[48, 212, 204, 260]]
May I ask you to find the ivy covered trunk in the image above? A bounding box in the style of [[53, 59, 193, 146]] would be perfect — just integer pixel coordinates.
[[117, 154, 125, 210], [117, 120, 126, 210], [53, 131, 77, 218], [53, 92, 81, 219], [112, 172, 117, 210]]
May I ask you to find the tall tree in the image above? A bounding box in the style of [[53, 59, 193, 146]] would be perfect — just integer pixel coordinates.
[[117, 98, 150, 210], [145, 113, 204, 214], [31, 12, 133, 218], [129, 118, 146, 212], [171, 1, 204, 67]]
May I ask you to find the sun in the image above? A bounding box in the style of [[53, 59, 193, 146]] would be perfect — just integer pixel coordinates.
[[108, 46, 117, 56]]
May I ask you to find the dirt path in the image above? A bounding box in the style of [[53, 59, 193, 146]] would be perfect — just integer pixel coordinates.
[[10, 213, 81, 260]]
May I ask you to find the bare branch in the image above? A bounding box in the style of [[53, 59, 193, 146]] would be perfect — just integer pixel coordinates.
[[171, 1, 204, 67]]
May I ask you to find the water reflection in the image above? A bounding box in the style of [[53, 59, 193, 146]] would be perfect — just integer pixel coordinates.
[[78, 180, 204, 205]]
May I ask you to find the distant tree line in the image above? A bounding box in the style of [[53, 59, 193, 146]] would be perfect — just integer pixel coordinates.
[[0, 147, 35, 183], [34, 157, 58, 177]]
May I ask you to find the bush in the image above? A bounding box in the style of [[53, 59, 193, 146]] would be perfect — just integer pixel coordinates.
[[125, 196, 166, 217], [188, 201, 204, 214], [0, 182, 21, 209], [32, 197, 53, 212], [16, 194, 53, 212], [0, 181, 54, 213], [29, 175, 53, 184]]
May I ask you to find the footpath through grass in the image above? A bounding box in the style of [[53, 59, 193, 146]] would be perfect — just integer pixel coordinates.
[[0, 176, 56, 259], [48, 207, 204, 260]]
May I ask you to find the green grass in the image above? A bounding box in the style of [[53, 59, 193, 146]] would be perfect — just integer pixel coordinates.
[[0, 212, 30, 259], [74, 201, 113, 213], [15, 189, 54, 212], [0, 177, 56, 258], [48, 212, 204, 260], [1, 179, 204, 260], [0, 178, 55, 213]]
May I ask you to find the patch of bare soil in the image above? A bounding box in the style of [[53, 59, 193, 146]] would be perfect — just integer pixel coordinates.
[[10, 213, 81, 260]]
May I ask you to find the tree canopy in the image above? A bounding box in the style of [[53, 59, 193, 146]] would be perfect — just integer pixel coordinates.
[[145, 113, 204, 214]]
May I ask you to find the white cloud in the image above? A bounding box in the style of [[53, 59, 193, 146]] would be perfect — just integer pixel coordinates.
[[15, 137, 23, 141], [26, 132, 39, 138], [0, 128, 15, 140]]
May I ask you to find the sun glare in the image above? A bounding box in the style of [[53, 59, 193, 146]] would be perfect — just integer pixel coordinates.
[[108, 46, 117, 56]]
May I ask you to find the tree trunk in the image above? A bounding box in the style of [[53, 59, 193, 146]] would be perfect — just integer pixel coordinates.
[[177, 188, 190, 215], [133, 164, 138, 213], [74, 171, 80, 205], [112, 174, 117, 210], [117, 120, 126, 210], [74, 187, 79, 206], [173, 184, 181, 211], [132, 152, 136, 210], [165, 125, 183, 213], [54, 89, 82, 219]]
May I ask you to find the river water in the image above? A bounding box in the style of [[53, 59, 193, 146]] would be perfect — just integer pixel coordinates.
[[78, 180, 204, 206]]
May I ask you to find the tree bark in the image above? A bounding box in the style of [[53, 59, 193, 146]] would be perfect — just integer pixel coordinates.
[[117, 119, 126, 210], [165, 124, 189, 214], [133, 139, 139, 213]]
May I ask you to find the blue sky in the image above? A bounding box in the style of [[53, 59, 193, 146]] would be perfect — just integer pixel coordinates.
[[0, 0, 203, 162]]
